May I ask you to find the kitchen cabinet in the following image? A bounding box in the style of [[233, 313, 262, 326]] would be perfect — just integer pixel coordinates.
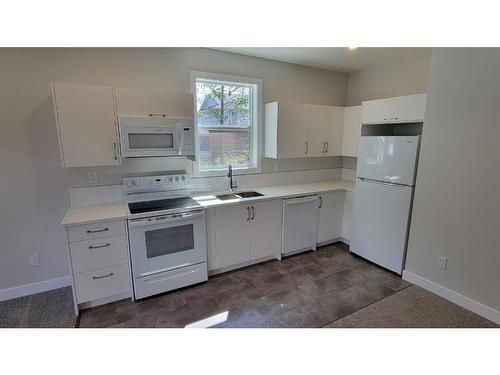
[[213, 203, 250, 269], [52, 82, 120, 167], [114, 87, 194, 119], [307, 104, 328, 157], [324, 106, 345, 156], [211, 199, 282, 271], [341, 191, 354, 243], [362, 93, 427, 124], [65, 219, 132, 315], [265, 102, 309, 158], [342, 105, 362, 157], [265, 102, 345, 158], [249, 199, 283, 260], [317, 191, 345, 244]]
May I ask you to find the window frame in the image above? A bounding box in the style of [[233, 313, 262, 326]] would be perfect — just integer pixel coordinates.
[[190, 71, 262, 177]]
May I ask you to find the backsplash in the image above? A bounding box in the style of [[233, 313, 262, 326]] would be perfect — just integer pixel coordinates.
[[68, 185, 124, 208]]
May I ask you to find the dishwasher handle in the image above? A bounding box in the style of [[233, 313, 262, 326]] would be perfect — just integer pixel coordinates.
[[284, 195, 319, 206]]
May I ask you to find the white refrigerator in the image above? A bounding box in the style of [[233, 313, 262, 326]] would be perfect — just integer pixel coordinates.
[[351, 136, 420, 274]]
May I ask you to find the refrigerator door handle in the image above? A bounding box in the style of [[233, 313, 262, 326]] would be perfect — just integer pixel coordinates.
[[358, 177, 411, 188]]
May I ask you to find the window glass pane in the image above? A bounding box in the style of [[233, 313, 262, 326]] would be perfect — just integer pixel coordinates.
[[199, 129, 250, 170], [145, 224, 194, 258], [195, 78, 255, 171]]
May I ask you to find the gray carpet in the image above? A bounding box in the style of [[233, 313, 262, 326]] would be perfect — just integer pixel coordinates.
[[0, 287, 76, 328], [326, 285, 498, 328]]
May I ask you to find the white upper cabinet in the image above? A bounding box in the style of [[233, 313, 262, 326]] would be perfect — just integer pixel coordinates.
[[362, 93, 427, 124], [342, 105, 362, 157], [307, 104, 328, 157], [265, 102, 345, 159], [265, 102, 309, 158], [114, 87, 194, 119], [52, 82, 120, 168], [324, 106, 345, 156]]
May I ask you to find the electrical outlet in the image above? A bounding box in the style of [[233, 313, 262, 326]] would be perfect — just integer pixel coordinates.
[[29, 254, 40, 267], [437, 256, 447, 270], [88, 172, 97, 185]]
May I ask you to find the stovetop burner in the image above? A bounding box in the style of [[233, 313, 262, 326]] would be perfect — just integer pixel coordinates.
[[128, 197, 200, 215]]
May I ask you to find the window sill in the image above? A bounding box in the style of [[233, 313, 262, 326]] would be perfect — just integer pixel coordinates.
[[194, 166, 261, 178]]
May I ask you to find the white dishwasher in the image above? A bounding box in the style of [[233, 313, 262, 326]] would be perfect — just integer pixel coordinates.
[[282, 195, 320, 256]]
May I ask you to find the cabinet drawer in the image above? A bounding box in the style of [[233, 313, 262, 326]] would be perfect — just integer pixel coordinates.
[[74, 264, 131, 304], [67, 220, 126, 242], [70, 235, 128, 273]]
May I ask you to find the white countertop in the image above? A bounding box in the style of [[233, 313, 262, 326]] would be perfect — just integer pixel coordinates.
[[61, 179, 355, 226], [61, 203, 128, 226]]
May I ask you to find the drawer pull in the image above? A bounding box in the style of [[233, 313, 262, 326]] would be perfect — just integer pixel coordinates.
[[86, 228, 109, 234], [88, 243, 111, 250], [92, 272, 114, 280]]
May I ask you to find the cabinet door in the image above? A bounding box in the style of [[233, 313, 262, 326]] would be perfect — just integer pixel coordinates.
[[277, 102, 310, 158], [115, 87, 194, 119], [342, 191, 354, 242], [362, 93, 427, 124], [317, 191, 345, 244], [307, 104, 328, 157], [52, 82, 120, 167], [342, 106, 362, 157], [213, 204, 250, 269], [324, 106, 345, 156], [249, 199, 282, 260]]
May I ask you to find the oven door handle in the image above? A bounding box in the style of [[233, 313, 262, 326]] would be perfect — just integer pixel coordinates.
[[128, 211, 205, 228]]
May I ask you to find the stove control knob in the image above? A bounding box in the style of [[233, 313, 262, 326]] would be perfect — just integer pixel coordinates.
[[181, 176, 186, 182], [175, 176, 180, 182]]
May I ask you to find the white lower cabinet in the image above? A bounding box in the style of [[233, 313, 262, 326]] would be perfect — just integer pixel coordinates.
[[65, 219, 132, 314], [211, 199, 282, 272], [249, 200, 283, 260], [317, 191, 345, 244], [213, 204, 250, 270], [342, 191, 354, 243]]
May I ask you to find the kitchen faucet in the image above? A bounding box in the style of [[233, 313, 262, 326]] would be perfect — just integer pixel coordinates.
[[227, 164, 237, 191]]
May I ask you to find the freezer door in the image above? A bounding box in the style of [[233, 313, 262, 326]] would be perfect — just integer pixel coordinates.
[[356, 136, 419, 186], [351, 179, 413, 274]]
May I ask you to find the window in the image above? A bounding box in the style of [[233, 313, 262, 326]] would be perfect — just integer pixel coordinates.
[[191, 71, 261, 176]]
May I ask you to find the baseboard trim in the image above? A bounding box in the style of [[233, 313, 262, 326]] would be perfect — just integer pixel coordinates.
[[0, 276, 72, 302], [403, 270, 500, 325]]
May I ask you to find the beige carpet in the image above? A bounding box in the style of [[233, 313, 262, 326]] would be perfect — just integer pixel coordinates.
[[326, 285, 498, 328]]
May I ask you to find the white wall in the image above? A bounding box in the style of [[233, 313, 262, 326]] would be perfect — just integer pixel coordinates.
[[346, 51, 431, 106], [0, 48, 347, 292], [405, 48, 500, 316]]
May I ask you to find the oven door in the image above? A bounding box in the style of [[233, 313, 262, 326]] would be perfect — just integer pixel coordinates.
[[120, 125, 179, 157], [128, 210, 206, 278]]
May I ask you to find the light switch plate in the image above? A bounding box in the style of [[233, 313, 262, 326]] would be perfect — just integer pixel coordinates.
[[437, 256, 447, 270]]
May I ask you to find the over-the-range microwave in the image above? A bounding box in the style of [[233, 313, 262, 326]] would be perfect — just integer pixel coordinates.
[[119, 116, 195, 158]]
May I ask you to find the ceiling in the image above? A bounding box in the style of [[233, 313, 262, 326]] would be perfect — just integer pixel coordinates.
[[214, 47, 431, 73]]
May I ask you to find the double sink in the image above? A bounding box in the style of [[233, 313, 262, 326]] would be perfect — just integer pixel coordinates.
[[216, 191, 264, 201]]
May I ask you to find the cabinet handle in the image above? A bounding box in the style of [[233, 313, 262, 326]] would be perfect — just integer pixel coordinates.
[[89, 243, 111, 250], [322, 142, 325, 153], [251, 206, 255, 220], [86, 228, 109, 234], [319, 196, 322, 208], [246, 206, 250, 221], [305, 142, 308, 154], [92, 272, 114, 280], [325, 142, 328, 153], [148, 113, 167, 118], [113, 142, 118, 160]]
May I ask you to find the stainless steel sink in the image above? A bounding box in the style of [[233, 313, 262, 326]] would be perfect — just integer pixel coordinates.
[[216, 193, 239, 200], [215, 191, 264, 201], [235, 191, 263, 199]]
